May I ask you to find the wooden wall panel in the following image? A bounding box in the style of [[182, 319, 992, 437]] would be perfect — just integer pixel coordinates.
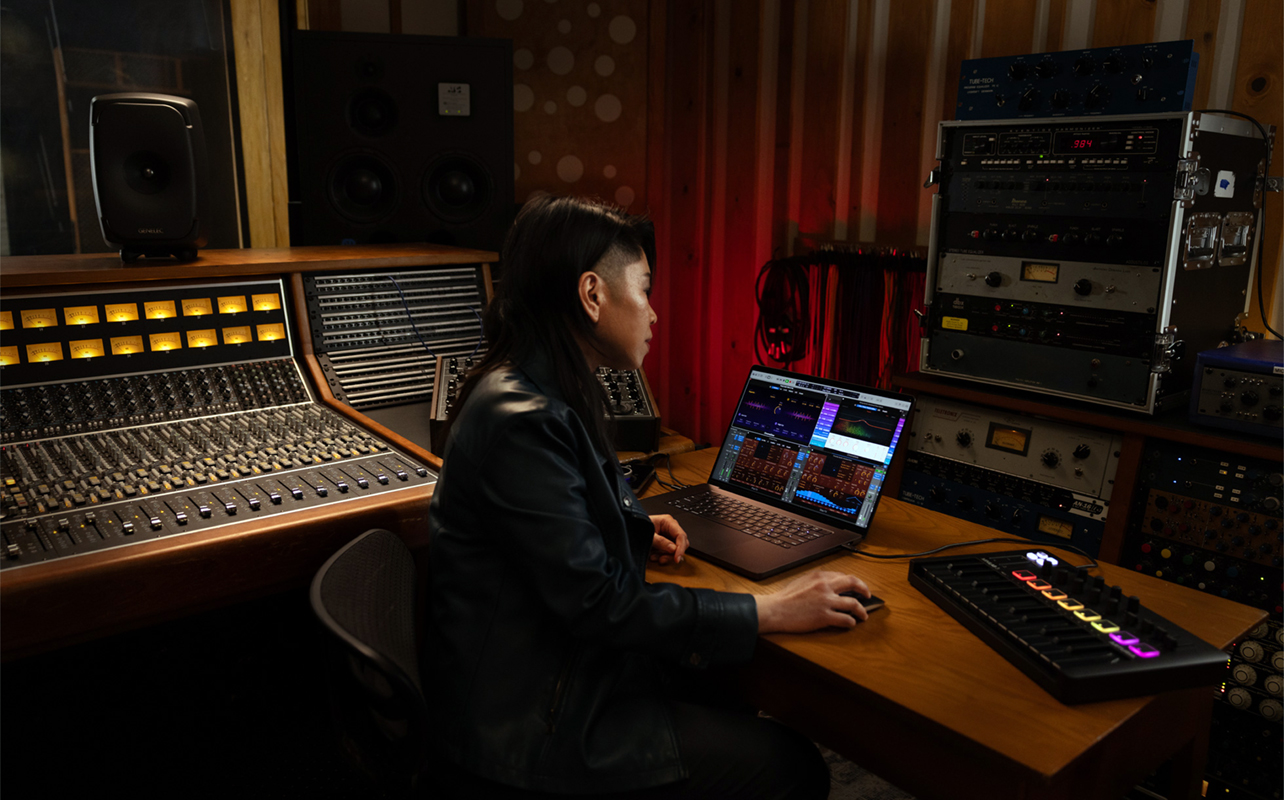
[[712, 3, 771, 437], [941, 0, 977, 121], [1044, 0, 1068, 51], [875, 0, 934, 246], [1234, 0, 1283, 334], [1092, 0, 1160, 47], [843, 0, 874, 243], [230, 0, 289, 247], [1185, 0, 1222, 109], [980, 0, 1037, 57], [654, 3, 712, 438], [797, 0, 850, 239]]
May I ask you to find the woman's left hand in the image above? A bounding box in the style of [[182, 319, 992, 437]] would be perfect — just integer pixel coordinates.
[[649, 514, 689, 565]]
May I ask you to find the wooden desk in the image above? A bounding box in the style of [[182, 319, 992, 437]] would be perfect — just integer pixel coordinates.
[[643, 448, 1266, 800]]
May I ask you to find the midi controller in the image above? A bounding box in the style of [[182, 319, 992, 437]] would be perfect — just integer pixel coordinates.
[[0, 278, 436, 572], [921, 111, 1271, 413], [909, 549, 1230, 703]]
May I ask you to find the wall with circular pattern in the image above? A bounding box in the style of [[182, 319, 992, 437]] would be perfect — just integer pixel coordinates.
[[468, 0, 649, 211]]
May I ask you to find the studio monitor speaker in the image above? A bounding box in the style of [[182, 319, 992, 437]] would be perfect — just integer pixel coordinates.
[[90, 93, 210, 262], [289, 31, 514, 252]]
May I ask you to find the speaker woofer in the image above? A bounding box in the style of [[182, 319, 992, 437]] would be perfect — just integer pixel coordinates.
[[349, 88, 398, 137], [327, 152, 398, 223], [421, 154, 493, 224]]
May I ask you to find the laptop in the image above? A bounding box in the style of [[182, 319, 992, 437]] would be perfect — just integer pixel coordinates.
[[642, 366, 914, 579]]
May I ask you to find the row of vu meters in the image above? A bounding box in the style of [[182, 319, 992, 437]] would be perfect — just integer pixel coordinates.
[[0, 278, 436, 571]]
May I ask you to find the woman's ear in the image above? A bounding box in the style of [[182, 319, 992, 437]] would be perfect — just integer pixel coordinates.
[[578, 270, 604, 324]]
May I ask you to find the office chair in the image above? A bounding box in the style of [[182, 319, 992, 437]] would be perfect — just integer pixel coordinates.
[[310, 528, 433, 797]]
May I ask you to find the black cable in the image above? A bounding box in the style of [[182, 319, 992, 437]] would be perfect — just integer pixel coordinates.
[[386, 276, 437, 360], [646, 452, 690, 490], [842, 536, 1098, 572], [469, 306, 485, 357], [754, 256, 812, 364], [1196, 109, 1280, 339]]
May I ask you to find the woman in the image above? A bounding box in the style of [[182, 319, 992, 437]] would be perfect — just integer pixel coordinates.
[[427, 195, 875, 798]]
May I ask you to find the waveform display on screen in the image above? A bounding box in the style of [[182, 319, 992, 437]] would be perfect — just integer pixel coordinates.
[[793, 490, 862, 516], [830, 406, 897, 447], [795, 452, 875, 521], [728, 435, 799, 497], [732, 382, 823, 444]]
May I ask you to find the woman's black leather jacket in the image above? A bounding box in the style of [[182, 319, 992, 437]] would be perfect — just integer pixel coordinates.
[[426, 354, 759, 794]]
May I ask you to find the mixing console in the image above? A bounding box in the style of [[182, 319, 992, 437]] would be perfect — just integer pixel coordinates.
[[0, 363, 434, 570], [910, 549, 1229, 703], [430, 357, 661, 452]]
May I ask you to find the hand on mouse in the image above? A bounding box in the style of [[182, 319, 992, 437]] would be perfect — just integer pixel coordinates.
[[755, 571, 873, 632]]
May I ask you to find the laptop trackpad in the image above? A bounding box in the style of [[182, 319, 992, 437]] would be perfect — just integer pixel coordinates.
[[684, 519, 743, 556]]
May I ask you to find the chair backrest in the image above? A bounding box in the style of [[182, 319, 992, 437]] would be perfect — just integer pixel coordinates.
[[310, 528, 430, 792]]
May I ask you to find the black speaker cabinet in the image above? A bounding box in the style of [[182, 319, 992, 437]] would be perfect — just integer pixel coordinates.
[[89, 93, 210, 261], [289, 31, 514, 252]]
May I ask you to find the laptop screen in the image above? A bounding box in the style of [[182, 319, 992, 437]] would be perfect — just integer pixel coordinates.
[[708, 367, 913, 530]]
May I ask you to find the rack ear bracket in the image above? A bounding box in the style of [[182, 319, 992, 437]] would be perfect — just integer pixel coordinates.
[[1266, 175, 1282, 193]]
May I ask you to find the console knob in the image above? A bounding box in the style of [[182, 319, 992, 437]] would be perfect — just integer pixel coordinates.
[[1219, 399, 1235, 413], [981, 228, 999, 241], [1224, 377, 1239, 389], [1008, 63, 1028, 81], [1041, 450, 1060, 468], [929, 487, 947, 503], [1074, 57, 1096, 76], [1103, 55, 1125, 73], [1002, 228, 1021, 243], [1084, 83, 1111, 109], [1021, 229, 1040, 242], [956, 496, 974, 511], [1018, 87, 1040, 111], [985, 501, 1002, 519], [1072, 444, 1091, 460], [984, 271, 1003, 287], [1264, 405, 1282, 422], [1063, 232, 1082, 245], [956, 431, 972, 447], [1073, 279, 1093, 296], [1051, 89, 1071, 109], [1241, 390, 1260, 407], [1036, 59, 1057, 79]]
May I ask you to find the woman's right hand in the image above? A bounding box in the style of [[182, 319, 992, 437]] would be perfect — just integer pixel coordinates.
[[755, 571, 873, 632]]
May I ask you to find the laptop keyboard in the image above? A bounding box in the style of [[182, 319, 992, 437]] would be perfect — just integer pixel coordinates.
[[669, 491, 832, 549]]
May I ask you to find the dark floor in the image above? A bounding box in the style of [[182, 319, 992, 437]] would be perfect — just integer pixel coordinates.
[[2, 591, 378, 799]]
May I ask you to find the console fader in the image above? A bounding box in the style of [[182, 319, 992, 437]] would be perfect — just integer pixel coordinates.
[[0, 278, 436, 572]]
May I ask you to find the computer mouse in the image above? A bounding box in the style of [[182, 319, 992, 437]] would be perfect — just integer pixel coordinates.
[[839, 591, 885, 616]]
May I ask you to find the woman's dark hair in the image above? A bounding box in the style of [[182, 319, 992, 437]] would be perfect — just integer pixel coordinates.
[[446, 195, 656, 457]]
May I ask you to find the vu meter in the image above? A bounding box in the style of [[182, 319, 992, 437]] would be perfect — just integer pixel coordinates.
[[1022, 263, 1060, 283], [25, 342, 64, 362], [182, 298, 213, 317], [0, 346, 19, 365], [149, 332, 182, 351], [111, 336, 144, 355], [257, 323, 285, 342], [186, 329, 218, 348], [218, 296, 248, 314], [0, 311, 12, 330], [105, 303, 139, 322], [21, 309, 57, 329], [64, 306, 100, 325], [252, 293, 281, 311], [222, 326, 252, 344], [70, 339, 105, 359], [145, 300, 177, 320]]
